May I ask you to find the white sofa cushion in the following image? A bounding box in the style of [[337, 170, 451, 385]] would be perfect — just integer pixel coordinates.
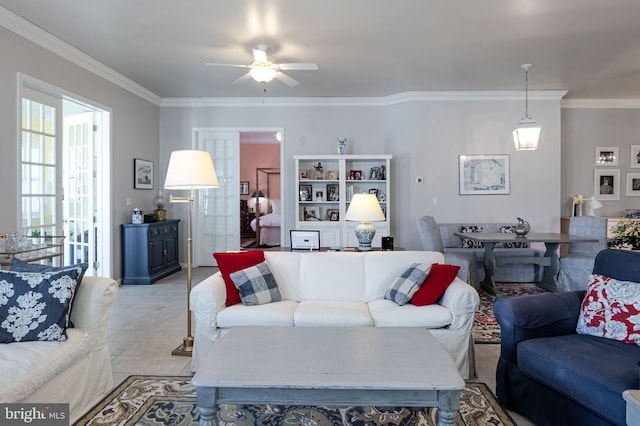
[[368, 299, 452, 328], [264, 252, 302, 301], [217, 300, 298, 327], [0, 328, 89, 403], [297, 253, 366, 301], [294, 300, 373, 326]]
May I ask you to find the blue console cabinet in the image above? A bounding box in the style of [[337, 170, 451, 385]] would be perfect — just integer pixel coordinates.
[[121, 220, 181, 284]]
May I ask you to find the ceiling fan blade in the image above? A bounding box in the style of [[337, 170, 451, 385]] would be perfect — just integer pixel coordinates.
[[278, 63, 318, 71], [205, 62, 250, 68], [232, 72, 253, 85], [274, 71, 300, 87], [252, 48, 268, 64]]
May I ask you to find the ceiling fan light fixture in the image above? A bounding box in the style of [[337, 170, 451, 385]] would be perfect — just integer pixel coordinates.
[[250, 67, 276, 83], [513, 64, 541, 151]]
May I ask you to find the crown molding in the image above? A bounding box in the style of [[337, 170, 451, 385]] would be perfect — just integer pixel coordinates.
[[1, 6, 161, 106], [561, 99, 640, 109], [160, 90, 569, 108]]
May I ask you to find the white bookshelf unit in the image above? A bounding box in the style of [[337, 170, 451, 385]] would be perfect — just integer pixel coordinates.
[[294, 155, 391, 248]]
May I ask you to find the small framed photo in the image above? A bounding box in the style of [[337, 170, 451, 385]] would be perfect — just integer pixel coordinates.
[[326, 184, 339, 201], [626, 173, 640, 196], [369, 167, 379, 180], [299, 184, 312, 201], [314, 189, 325, 201], [594, 169, 620, 200], [327, 170, 339, 180], [327, 209, 340, 221], [299, 169, 311, 180], [303, 206, 321, 221], [349, 170, 363, 180], [240, 181, 249, 195], [631, 146, 640, 168], [595, 147, 618, 166], [290, 230, 320, 250], [368, 188, 379, 197], [134, 158, 153, 190], [458, 154, 510, 195]]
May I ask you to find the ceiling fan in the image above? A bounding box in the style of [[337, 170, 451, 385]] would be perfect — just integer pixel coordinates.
[[205, 44, 318, 87]]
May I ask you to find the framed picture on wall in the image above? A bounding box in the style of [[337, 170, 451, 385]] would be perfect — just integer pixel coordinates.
[[631, 146, 640, 168], [133, 158, 153, 190], [240, 181, 249, 195], [626, 173, 640, 196], [594, 169, 620, 200], [458, 154, 510, 195], [595, 147, 618, 166]]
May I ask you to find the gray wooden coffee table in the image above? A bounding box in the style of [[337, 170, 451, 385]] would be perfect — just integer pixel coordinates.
[[192, 326, 464, 426]]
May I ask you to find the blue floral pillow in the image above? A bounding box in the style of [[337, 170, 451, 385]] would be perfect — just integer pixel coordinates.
[[0, 268, 82, 343], [10, 258, 89, 328]]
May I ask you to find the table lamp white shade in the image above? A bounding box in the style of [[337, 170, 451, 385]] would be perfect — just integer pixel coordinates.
[[589, 195, 603, 216], [164, 150, 219, 189], [345, 193, 386, 251]]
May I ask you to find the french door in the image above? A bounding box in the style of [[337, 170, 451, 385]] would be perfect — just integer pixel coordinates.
[[194, 130, 240, 266], [20, 79, 111, 276]]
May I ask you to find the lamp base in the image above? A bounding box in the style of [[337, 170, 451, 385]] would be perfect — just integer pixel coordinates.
[[171, 336, 194, 357], [354, 221, 376, 251]]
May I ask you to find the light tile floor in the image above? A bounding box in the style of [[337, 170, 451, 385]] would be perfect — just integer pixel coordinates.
[[107, 268, 534, 425]]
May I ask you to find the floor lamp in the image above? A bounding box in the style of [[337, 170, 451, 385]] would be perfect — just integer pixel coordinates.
[[164, 150, 219, 356]]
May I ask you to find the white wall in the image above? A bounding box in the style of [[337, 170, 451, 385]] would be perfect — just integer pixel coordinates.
[[562, 107, 640, 218], [160, 94, 563, 251], [0, 27, 160, 278]]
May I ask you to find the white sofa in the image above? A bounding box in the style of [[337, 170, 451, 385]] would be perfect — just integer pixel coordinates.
[[0, 276, 118, 423], [191, 251, 480, 379]]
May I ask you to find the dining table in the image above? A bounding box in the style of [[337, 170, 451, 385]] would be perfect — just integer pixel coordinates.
[[452, 232, 598, 294]]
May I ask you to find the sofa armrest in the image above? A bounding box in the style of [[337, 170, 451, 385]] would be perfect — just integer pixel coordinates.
[[495, 291, 585, 363], [190, 272, 227, 332], [69, 276, 118, 346], [438, 279, 479, 330]]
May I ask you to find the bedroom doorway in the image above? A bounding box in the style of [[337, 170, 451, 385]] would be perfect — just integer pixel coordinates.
[[192, 128, 282, 266]]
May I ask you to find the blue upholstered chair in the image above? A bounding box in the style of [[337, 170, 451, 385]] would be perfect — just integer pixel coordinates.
[[417, 215, 479, 289], [558, 215, 608, 292]]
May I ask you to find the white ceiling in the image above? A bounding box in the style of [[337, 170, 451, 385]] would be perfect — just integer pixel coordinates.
[[2, 0, 640, 100]]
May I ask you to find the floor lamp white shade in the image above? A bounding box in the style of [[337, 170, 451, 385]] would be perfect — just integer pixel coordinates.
[[345, 193, 386, 251], [164, 150, 219, 189], [164, 150, 218, 356]]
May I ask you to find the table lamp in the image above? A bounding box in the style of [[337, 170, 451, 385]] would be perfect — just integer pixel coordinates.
[[345, 193, 386, 251], [164, 150, 218, 356], [589, 196, 603, 216]]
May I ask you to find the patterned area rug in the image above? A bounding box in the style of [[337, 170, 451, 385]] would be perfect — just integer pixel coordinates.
[[75, 375, 515, 426], [473, 283, 548, 344]]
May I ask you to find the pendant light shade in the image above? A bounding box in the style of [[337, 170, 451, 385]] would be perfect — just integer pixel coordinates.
[[513, 64, 541, 151]]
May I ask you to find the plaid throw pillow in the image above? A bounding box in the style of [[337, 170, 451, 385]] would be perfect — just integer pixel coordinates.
[[500, 226, 529, 248], [230, 261, 282, 306], [459, 225, 484, 248], [385, 263, 432, 305]]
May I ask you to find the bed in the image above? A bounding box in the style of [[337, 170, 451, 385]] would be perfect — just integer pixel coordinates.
[[252, 167, 281, 246], [250, 210, 281, 246]]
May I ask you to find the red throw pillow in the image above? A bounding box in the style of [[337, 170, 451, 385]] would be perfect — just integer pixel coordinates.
[[213, 251, 265, 306], [410, 263, 460, 306]]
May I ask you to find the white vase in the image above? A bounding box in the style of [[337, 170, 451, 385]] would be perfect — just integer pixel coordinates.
[[337, 137, 346, 155]]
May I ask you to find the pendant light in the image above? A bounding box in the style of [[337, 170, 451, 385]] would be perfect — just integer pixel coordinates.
[[513, 64, 541, 151]]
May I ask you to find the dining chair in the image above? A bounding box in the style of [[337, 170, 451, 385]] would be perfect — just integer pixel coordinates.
[[558, 216, 608, 291]]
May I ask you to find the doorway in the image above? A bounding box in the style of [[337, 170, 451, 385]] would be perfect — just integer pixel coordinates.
[[19, 76, 112, 277], [192, 128, 283, 266]]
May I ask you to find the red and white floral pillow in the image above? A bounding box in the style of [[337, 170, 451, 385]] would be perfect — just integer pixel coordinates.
[[576, 274, 640, 345]]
